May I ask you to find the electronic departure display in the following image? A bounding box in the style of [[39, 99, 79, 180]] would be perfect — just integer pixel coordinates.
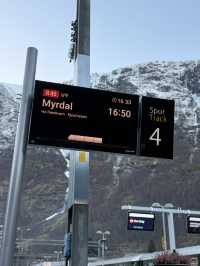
[[128, 212, 155, 231], [29, 80, 139, 154], [187, 216, 200, 234], [139, 96, 174, 159]]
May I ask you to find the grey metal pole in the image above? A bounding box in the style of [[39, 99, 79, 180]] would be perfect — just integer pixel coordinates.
[[68, 1, 90, 266], [167, 212, 176, 250], [98, 240, 101, 257], [162, 211, 167, 250], [0, 47, 38, 266], [101, 237, 105, 266], [70, 204, 88, 266], [74, 0, 90, 86]]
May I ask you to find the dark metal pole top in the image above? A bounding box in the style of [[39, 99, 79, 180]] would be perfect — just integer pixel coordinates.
[[77, 0, 90, 56]]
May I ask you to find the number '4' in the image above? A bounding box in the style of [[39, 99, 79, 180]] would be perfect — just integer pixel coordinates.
[[149, 128, 161, 146]]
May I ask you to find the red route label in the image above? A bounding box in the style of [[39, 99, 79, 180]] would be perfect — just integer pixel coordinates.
[[42, 89, 60, 98]]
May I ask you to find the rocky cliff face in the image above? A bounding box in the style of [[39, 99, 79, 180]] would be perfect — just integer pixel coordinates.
[[1, 60, 200, 256], [90, 61, 200, 253]]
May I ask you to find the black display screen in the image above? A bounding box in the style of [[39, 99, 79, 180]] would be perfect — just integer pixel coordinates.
[[139, 96, 174, 159], [29, 80, 139, 154], [128, 212, 155, 231], [187, 216, 200, 234]]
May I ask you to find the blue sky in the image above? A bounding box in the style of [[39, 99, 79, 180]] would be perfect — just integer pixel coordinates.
[[1, 0, 200, 85]]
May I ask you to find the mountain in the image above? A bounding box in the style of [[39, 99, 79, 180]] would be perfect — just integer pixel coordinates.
[[0, 83, 19, 149], [90, 61, 200, 254], [1, 60, 200, 259]]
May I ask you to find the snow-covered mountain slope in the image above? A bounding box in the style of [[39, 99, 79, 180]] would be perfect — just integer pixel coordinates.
[[91, 60, 200, 130], [0, 83, 20, 149], [91, 61, 200, 165], [1, 82, 21, 98]]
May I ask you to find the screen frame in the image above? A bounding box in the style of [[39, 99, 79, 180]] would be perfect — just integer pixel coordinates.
[[127, 211, 155, 231], [187, 215, 200, 234]]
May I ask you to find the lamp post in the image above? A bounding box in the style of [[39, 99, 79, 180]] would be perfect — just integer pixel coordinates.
[[17, 226, 31, 240], [54, 250, 62, 261], [151, 203, 174, 250], [16, 227, 31, 254], [96, 230, 110, 260]]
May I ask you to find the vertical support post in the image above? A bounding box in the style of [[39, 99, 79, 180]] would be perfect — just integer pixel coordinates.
[[98, 240, 101, 257], [70, 204, 88, 265], [67, 1, 90, 266], [162, 211, 167, 250], [102, 238, 105, 260], [0, 47, 38, 266], [74, 0, 90, 87], [167, 212, 176, 250]]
